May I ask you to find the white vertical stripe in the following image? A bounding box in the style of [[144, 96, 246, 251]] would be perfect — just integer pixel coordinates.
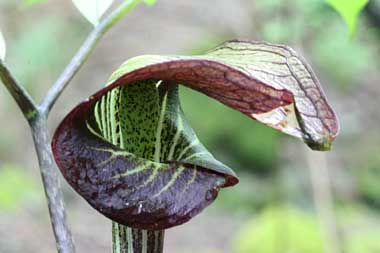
[[114, 223, 120, 253], [127, 227, 134, 253], [106, 92, 112, 141], [142, 230, 148, 253], [100, 96, 108, 138], [110, 88, 119, 145], [119, 89, 126, 149], [94, 102, 103, 132]]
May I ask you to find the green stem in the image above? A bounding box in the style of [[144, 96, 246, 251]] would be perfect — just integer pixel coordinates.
[[112, 222, 164, 253]]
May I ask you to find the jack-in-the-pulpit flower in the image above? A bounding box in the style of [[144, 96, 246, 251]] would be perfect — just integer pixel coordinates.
[[52, 40, 339, 230]]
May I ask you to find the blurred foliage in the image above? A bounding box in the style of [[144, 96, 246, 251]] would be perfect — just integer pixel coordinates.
[[256, 0, 378, 90], [180, 86, 280, 175], [346, 231, 380, 253], [357, 163, 380, 209], [311, 23, 375, 89], [215, 173, 276, 212], [9, 17, 66, 85], [326, 0, 369, 35], [0, 164, 41, 211], [143, 0, 157, 6], [6, 15, 86, 100], [234, 204, 380, 253], [0, 29, 5, 60], [234, 205, 324, 253], [23, 0, 48, 7], [346, 230, 380, 253], [338, 204, 380, 253]]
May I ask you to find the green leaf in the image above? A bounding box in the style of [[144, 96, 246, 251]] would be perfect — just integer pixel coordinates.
[[72, 0, 114, 26], [325, 0, 369, 36], [52, 40, 339, 230], [143, 0, 157, 6], [0, 29, 5, 61]]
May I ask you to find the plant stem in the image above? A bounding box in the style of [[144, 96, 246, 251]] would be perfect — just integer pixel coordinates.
[[112, 223, 164, 253], [0, 59, 37, 120], [307, 150, 342, 253], [40, 0, 142, 115], [1, 1, 151, 252], [1, 1, 144, 252], [30, 114, 76, 253], [0, 59, 76, 253]]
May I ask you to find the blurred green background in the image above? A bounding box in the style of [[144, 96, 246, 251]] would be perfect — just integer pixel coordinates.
[[0, 0, 379, 252]]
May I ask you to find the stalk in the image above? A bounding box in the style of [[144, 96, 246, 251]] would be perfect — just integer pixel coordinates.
[[112, 223, 164, 253]]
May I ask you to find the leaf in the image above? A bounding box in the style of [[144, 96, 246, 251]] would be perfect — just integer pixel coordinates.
[[325, 0, 369, 36], [0, 29, 5, 61], [72, 0, 114, 26], [52, 40, 339, 230], [143, 0, 157, 6]]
